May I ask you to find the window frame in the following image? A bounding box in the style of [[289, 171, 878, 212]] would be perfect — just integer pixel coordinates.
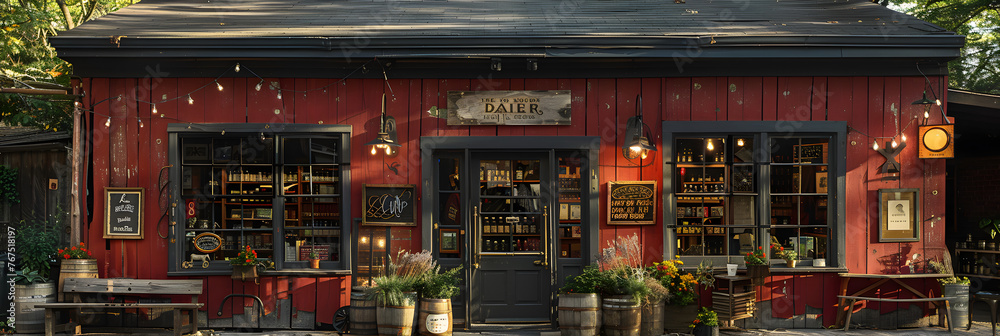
[[662, 121, 847, 270], [167, 123, 353, 275]]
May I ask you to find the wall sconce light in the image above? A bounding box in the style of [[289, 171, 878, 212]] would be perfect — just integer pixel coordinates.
[[364, 93, 401, 156], [912, 91, 935, 121], [526, 58, 538, 71], [621, 95, 657, 161]]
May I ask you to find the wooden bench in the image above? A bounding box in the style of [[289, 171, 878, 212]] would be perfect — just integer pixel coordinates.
[[838, 295, 954, 332], [35, 278, 203, 336]]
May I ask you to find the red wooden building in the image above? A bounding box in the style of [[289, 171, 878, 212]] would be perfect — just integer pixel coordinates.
[[50, 0, 964, 330]]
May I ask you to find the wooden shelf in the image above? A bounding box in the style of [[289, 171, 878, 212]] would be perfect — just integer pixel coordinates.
[[957, 248, 1000, 254], [957, 273, 1000, 280]]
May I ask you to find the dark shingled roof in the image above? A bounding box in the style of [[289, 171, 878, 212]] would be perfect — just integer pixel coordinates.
[[0, 126, 71, 148], [51, 0, 962, 59], [59, 0, 949, 39]]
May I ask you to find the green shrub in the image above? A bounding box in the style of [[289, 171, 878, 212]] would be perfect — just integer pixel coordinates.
[[559, 265, 603, 294], [16, 218, 59, 280], [419, 265, 462, 299]]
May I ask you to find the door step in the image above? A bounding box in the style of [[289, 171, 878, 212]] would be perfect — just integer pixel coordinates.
[[469, 323, 556, 331]]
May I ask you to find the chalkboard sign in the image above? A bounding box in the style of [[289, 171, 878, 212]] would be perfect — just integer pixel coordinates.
[[193, 233, 223, 253], [104, 187, 144, 239], [607, 181, 656, 225], [363, 184, 416, 226]]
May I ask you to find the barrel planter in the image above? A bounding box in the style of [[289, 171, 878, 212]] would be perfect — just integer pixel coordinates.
[[377, 293, 417, 336], [14, 282, 56, 334], [746, 264, 770, 286], [692, 324, 720, 336], [602, 295, 640, 336], [351, 290, 378, 336], [663, 295, 699, 333], [418, 298, 453, 336], [58, 259, 98, 301], [943, 283, 970, 328], [558, 293, 601, 336], [639, 300, 663, 336]]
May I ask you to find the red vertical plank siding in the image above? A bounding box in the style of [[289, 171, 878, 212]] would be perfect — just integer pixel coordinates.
[[690, 78, 715, 121], [640, 78, 664, 264], [106, 79, 130, 278], [386, 79, 411, 186], [291, 277, 318, 315], [206, 276, 234, 325], [89, 78, 111, 277], [726, 77, 744, 121], [204, 77, 235, 123], [794, 273, 824, 326], [178, 78, 208, 124], [438, 79, 471, 138], [865, 77, 886, 274], [406, 79, 423, 188], [843, 77, 869, 273], [557, 79, 586, 137], [742, 77, 763, 121], [525, 79, 560, 136], [761, 77, 778, 121], [595, 79, 617, 246], [148, 78, 175, 280], [810, 77, 828, 121], [822, 273, 841, 327], [770, 275, 794, 319], [776, 77, 812, 122], [316, 277, 348, 325], [715, 77, 728, 121], [664, 78, 691, 122], [420, 79, 441, 137], [135, 79, 153, 280], [615, 79, 641, 240]]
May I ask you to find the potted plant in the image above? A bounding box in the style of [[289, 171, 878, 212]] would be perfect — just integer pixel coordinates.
[[308, 249, 320, 269], [777, 247, 797, 268], [557, 266, 603, 336], [14, 219, 58, 333], [371, 250, 435, 336], [689, 307, 719, 336], [230, 245, 273, 282], [745, 246, 769, 286], [416, 265, 462, 336], [652, 258, 699, 333], [930, 259, 970, 327], [595, 234, 648, 336], [640, 276, 669, 336], [55, 242, 97, 301]]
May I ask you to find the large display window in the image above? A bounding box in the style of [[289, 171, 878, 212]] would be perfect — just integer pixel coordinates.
[[664, 121, 845, 268], [168, 124, 351, 273]]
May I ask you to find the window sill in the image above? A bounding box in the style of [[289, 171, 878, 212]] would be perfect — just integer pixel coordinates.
[[168, 269, 351, 277], [769, 266, 847, 273]]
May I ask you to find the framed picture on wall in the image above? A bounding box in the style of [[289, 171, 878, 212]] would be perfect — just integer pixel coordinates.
[[440, 229, 459, 254], [878, 188, 920, 242]]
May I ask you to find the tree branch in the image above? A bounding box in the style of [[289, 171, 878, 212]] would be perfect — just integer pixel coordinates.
[[55, 0, 75, 30]]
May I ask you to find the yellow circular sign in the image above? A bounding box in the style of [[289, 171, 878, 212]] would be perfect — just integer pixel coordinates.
[[922, 127, 950, 152], [193, 232, 223, 253]]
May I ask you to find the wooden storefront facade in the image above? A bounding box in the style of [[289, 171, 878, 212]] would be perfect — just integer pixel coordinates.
[[51, 0, 965, 330]]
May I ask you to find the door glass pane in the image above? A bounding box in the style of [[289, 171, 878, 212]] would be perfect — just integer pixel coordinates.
[[557, 155, 583, 259], [479, 159, 542, 254]]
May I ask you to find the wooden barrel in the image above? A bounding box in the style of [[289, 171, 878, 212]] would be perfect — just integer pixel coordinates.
[[351, 290, 378, 336], [558, 293, 601, 336], [639, 300, 663, 336], [377, 303, 416, 336], [14, 282, 56, 334], [418, 298, 452, 336], [602, 295, 640, 336], [58, 259, 98, 301]]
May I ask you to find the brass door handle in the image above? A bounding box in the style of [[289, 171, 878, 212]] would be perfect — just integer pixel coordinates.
[[473, 205, 481, 269], [539, 205, 549, 267]]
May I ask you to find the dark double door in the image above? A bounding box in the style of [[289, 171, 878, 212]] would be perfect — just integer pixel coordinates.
[[469, 153, 553, 323]]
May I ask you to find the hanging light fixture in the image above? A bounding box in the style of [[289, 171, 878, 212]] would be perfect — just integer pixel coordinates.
[[364, 93, 401, 156], [912, 91, 935, 122], [621, 95, 657, 161]]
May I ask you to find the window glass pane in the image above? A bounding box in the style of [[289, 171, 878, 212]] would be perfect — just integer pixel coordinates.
[[283, 139, 310, 164], [732, 137, 755, 163], [438, 158, 461, 191], [214, 138, 240, 164], [182, 166, 217, 196], [768, 227, 827, 261], [731, 165, 755, 193], [798, 195, 828, 225], [770, 165, 797, 194], [181, 138, 212, 164], [770, 138, 797, 163], [284, 196, 341, 262], [729, 196, 755, 225], [705, 137, 725, 163], [796, 138, 829, 164], [557, 154, 584, 259], [311, 138, 339, 164], [242, 136, 273, 164], [675, 138, 704, 163]]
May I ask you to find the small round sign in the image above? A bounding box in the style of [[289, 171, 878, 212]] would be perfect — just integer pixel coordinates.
[[193, 232, 223, 253]]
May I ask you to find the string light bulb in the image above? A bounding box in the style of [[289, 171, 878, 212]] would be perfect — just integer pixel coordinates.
[[371, 146, 377, 155], [138, 118, 144, 128], [276, 90, 282, 100], [235, 63, 241, 72], [187, 95, 194, 104], [105, 117, 111, 127], [259, 132, 265, 142], [891, 139, 898, 148], [901, 134, 907, 143], [924, 110, 930, 119], [935, 99, 942, 106], [706, 139, 714, 151], [152, 104, 158, 114], [255, 81, 263, 91], [873, 141, 879, 150], [216, 82, 224, 91], [737, 138, 744, 147], [221, 130, 226, 135]]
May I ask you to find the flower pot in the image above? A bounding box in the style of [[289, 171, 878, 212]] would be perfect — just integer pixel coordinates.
[[602, 295, 640, 336], [663, 294, 698, 333], [232, 265, 258, 281], [558, 293, 601, 336], [943, 283, 970, 328], [309, 259, 321, 269], [692, 324, 719, 336], [639, 300, 663, 336], [351, 289, 378, 336], [786, 260, 797, 268], [58, 259, 98, 301], [746, 264, 770, 286], [418, 298, 452, 336], [378, 295, 417, 336]]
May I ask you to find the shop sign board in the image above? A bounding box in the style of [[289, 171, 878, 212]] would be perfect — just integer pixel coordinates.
[[607, 181, 656, 225], [363, 184, 416, 226], [193, 233, 223, 253], [447, 90, 571, 125], [104, 187, 144, 239]]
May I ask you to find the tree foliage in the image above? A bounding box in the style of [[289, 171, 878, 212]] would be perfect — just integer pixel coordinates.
[[1, 0, 134, 131], [891, 0, 1000, 94]]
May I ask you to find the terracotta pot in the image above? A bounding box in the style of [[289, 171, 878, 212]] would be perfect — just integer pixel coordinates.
[[310, 259, 321, 269]]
